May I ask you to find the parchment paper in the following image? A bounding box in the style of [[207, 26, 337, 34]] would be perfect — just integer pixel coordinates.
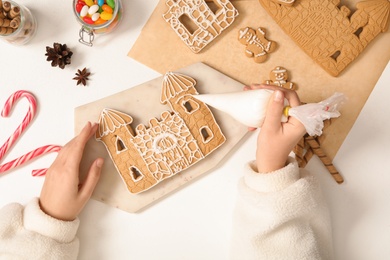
[[128, 0, 390, 159]]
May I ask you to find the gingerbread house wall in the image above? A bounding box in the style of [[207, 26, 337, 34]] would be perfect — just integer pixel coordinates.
[[101, 125, 158, 194], [130, 111, 204, 182], [258, 0, 390, 76], [163, 0, 239, 53], [165, 87, 226, 156]]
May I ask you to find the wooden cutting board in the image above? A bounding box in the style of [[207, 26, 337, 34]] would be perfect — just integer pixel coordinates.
[[74, 63, 248, 213]]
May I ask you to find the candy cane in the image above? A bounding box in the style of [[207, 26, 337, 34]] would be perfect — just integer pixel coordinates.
[[0, 90, 36, 159], [0, 145, 62, 175], [0, 90, 61, 176]]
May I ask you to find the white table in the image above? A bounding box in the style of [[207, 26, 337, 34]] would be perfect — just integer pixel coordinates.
[[0, 1, 389, 259]]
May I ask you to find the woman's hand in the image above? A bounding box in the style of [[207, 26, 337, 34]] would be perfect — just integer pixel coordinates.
[[39, 122, 103, 221], [245, 84, 306, 173]]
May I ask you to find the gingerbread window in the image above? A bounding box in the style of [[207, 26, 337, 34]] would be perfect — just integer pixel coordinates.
[[129, 166, 144, 182], [182, 99, 199, 114], [115, 135, 127, 154], [200, 126, 213, 143]]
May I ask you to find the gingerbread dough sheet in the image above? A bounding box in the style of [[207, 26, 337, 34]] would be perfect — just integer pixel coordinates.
[[74, 63, 248, 213], [128, 0, 390, 160]]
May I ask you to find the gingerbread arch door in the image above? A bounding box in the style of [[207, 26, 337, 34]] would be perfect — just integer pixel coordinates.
[[153, 133, 188, 178]]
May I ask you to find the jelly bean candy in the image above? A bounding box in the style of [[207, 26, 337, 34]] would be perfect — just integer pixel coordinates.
[[94, 17, 106, 25], [100, 11, 113, 21], [101, 4, 113, 14], [76, 3, 84, 13], [85, 0, 94, 7], [83, 16, 94, 24], [91, 12, 100, 22], [98, 0, 104, 7], [106, 0, 115, 9], [88, 4, 99, 15], [80, 5, 89, 17]]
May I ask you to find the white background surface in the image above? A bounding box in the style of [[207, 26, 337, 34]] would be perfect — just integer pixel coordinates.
[[0, 1, 389, 259]]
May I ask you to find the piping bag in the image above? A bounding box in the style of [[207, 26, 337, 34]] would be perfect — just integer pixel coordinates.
[[192, 89, 346, 136]]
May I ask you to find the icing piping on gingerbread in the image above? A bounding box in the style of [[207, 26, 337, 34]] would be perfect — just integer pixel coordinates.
[[238, 27, 277, 63], [96, 72, 226, 194], [163, 0, 239, 53]]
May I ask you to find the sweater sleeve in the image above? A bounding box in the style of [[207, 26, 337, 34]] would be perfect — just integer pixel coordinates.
[[230, 157, 333, 260], [0, 198, 80, 260]]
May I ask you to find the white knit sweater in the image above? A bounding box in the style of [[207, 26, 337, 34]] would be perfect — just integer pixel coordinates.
[[231, 158, 333, 259], [0, 158, 332, 259], [0, 198, 79, 260]]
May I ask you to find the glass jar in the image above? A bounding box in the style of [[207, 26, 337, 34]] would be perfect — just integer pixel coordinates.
[[0, 1, 37, 45], [73, 0, 123, 47]]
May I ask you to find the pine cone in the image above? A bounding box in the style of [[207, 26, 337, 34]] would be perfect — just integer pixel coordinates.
[[45, 43, 73, 69]]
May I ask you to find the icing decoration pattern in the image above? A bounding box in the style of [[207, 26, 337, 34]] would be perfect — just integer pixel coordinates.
[[258, 0, 390, 76], [263, 66, 296, 90], [96, 72, 226, 194], [0, 90, 62, 176], [163, 0, 239, 53], [238, 27, 277, 63]]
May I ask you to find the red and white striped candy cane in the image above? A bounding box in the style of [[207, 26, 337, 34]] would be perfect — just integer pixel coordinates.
[[0, 145, 62, 176], [0, 90, 62, 176], [0, 90, 37, 159]]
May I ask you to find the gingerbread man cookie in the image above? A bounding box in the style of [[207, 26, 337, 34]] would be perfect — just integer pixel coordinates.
[[238, 27, 276, 63], [264, 66, 296, 90]]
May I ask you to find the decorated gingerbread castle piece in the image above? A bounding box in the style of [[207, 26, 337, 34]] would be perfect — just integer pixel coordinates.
[[259, 0, 390, 76], [95, 72, 226, 194], [163, 0, 239, 53]]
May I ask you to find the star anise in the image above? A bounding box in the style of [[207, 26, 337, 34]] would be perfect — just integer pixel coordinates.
[[45, 43, 73, 69], [73, 68, 90, 86]]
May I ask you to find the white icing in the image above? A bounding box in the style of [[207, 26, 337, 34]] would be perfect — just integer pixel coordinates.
[[239, 27, 249, 38], [163, 0, 239, 53], [152, 132, 178, 154], [130, 111, 204, 181], [248, 31, 272, 52], [96, 108, 133, 138], [275, 0, 295, 4], [161, 72, 197, 103], [193, 89, 288, 128], [96, 72, 226, 194]]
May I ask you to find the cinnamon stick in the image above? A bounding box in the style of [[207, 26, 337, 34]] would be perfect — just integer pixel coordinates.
[[305, 136, 344, 184]]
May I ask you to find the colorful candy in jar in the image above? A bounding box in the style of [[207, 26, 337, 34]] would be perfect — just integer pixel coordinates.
[[75, 0, 116, 25]]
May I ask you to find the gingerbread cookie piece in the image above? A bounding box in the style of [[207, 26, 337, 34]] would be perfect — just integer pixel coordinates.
[[271, 0, 295, 6], [238, 27, 277, 63], [163, 0, 239, 53], [96, 72, 226, 194], [258, 0, 390, 76], [264, 66, 296, 90]]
